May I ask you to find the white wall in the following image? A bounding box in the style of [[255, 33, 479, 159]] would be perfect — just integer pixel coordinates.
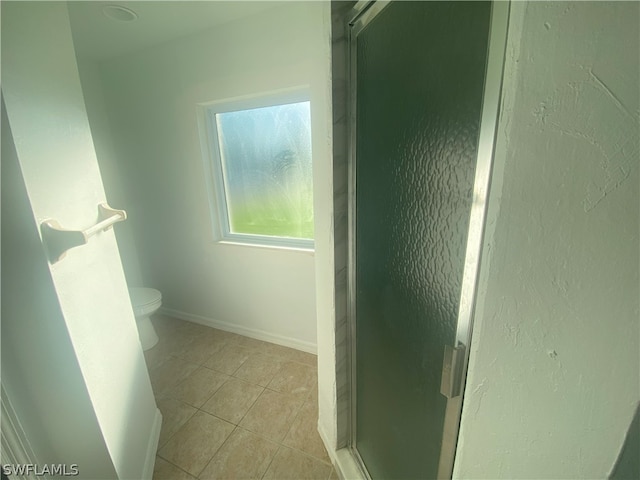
[[82, 3, 332, 352], [2, 3, 160, 478], [77, 60, 145, 288], [455, 2, 639, 477], [1, 103, 118, 480], [313, 0, 339, 457]]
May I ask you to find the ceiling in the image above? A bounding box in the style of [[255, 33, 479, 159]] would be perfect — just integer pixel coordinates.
[[68, 1, 285, 60]]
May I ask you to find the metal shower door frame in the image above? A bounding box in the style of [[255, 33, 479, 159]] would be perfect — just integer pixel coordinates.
[[345, 1, 511, 478]]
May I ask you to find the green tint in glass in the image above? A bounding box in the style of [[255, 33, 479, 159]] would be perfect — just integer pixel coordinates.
[[216, 101, 314, 240]]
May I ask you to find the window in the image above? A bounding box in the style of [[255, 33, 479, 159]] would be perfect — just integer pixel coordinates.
[[200, 91, 314, 249]]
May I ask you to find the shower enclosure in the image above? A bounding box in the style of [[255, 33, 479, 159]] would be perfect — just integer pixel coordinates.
[[346, 1, 509, 478]]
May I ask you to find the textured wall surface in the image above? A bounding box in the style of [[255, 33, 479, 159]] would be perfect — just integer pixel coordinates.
[[455, 2, 639, 477]]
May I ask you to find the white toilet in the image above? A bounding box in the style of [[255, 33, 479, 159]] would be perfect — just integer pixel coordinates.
[[129, 287, 161, 351]]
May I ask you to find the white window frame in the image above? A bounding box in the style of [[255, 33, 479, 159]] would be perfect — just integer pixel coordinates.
[[197, 87, 314, 250]]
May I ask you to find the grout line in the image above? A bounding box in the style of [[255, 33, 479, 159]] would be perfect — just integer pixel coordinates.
[[233, 385, 268, 428], [237, 387, 264, 425], [260, 444, 282, 480], [195, 425, 240, 480], [282, 396, 306, 445], [155, 455, 197, 479], [151, 316, 325, 479], [155, 399, 198, 451], [193, 377, 267, 429], [280, 443, 334, 467]]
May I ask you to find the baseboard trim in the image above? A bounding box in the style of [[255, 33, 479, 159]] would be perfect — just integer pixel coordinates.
[[142, 408, 162, 480], [318, 423, 365, 480], [334, 447, 367, 480], [159, 307, 317, 355]]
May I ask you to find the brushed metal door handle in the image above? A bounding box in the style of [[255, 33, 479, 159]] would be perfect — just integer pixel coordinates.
[[440, 343, 466, 399]]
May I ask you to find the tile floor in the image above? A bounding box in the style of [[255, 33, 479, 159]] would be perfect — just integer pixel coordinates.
[[144, 314, 338, 480]]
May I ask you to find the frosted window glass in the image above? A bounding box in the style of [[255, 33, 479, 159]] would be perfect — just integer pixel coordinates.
[[215, 101, 314, 240]]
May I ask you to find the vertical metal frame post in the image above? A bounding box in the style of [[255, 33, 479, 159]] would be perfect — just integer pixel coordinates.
[[438, 2, 510, 477]]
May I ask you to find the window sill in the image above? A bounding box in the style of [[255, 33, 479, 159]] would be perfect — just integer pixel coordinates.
[[216, 239, 315, 255]]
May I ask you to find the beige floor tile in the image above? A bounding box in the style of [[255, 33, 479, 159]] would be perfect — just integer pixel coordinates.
[[263, 446, 331, 480], [328, 466, 339, 480], [144, 344, 172, 371], [306, 378, 319, 406], [152, 457, 196, 480], [283, 400, 330, 463], [163, 326, 199, 349], [199, 428, 279, 480], [166, 367, 229, 408], [174, 333, 228, 365], [201, 377, 263, 425], [152, 314, 186, 334], [204, 343, 253, 375], [262, 344, 317, 367], [287, 349, 318, 367], [234, 335, 273, 353], [158, 411, 234, 477], [156, 397, 198, 448], [233, 352, 283, 386], [240, 389, 303, 442], [261, 342, 299, 359], [209, 328, 244, 344], [268, 361, 315, 398], [173, 320, 215, 338], [223, 332, 245, 344], [150, 318, 332, 479], [150, 356, 200, 397], [145, 329, 195, 369]]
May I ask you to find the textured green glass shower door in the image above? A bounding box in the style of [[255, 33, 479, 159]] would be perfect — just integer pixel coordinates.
[[353, 2, 491, 478]]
